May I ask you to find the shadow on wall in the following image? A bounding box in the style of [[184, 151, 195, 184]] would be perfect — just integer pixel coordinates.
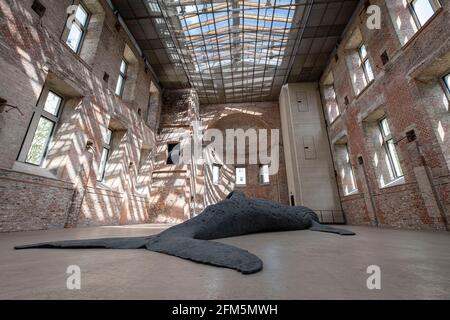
[[0, 1, 156, 231]]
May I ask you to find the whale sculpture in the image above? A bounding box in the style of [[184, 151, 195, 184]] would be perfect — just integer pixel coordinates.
[[15, 191, 355, 274]]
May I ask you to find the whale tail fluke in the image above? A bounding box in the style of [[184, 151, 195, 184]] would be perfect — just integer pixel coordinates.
[[309, 221, 355, 236], [146, 237, 263, 274], [14, 236, 150, 250]]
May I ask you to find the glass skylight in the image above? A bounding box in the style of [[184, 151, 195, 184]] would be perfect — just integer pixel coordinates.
[[156, 0, 301, 102]]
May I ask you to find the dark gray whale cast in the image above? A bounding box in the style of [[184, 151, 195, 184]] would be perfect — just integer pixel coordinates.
[[15, 191, 355, 274]]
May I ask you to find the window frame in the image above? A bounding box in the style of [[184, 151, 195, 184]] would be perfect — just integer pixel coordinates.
[[115, 58, 128, 97], [97, 128, 112, 182], [332, 84, 340, 114], [166, 142, 179, 165], [328, 84, 340, 123], [408, 0, 441, 29], [358, 43, 374, 84], [64, 2, 90, 54], [259, 164, 270, 185], [378, 117, 404, 180], [17, 87, 64, 167], [235, 166, 247, 186], [441, 71, 450, 100]]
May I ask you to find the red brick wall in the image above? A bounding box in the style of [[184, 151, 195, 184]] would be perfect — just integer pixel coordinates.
[[1, 0, 448, 232], [0, 169, 74, 232], [0, 0, 160, 231], [149, 95, 289, 222], [148, 89, 198, 223], [320, 0, 450, 230], [200, 102, 289, 206]]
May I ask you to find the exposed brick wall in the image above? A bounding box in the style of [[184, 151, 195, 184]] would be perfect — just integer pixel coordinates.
[[320, 0, 450, 230], [1, 0, 449, 233], [148, 89, 198, 223], [160, 89, 198, 127], [200, 102, 289, 206], [0, 169, 74, 232], [147, 91, 162, 132], [150, 171, 190, 223], [0, 0, 160, 231], [340, 193, 370, 226], [149, 95, 289, 222]]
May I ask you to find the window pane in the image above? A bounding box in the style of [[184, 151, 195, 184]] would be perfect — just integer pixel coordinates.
[[104, 129, 112, 145], [259, 164, 270, 184], [115, 75, 124, 96], [359, 44, 367, 59], [212, 165, 220, 185], [43, 91, 62, 116], [380, 118, 391, 137], [364, 60, 374, 82], [120, 60, 127, 74], [412, 0, 435, 26], [98, 147, 109, 181], [75, 5, 88, 27], [66, 24, 83, 52], [388, 140, 403, 177], [25, 117, 55, 165], [345, 148, 350, 163], [235, 167, 246, 185]]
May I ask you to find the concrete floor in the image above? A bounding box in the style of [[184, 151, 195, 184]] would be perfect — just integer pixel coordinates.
[[0, 224, 449, 299]]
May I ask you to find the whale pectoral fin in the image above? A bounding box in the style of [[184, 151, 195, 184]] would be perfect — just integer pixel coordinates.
[[146, 237, 263, 274], [309, 221, 355, 236], [14, 236, 149, 250]]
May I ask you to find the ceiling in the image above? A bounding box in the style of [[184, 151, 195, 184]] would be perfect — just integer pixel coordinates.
[[111, 0, 359, 104]]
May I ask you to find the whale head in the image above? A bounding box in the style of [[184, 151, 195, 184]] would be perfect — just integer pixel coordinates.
[[226, 190, 246, 200]]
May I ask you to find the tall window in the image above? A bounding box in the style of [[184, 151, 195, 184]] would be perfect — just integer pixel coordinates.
[[115, 59, 128, 97], [98, 129, 112, 181], [212, 164, 221, 185], [235, 167, 246, 186], [259, 164, 270, 184], [65, 3, 89, 53], [324, 84, 340, 123], [379, 118, 403, 179], [334, 143, 358, 195], [358, 43, 374, 83], [409, 0, 441, 28], [343, 145, 357, 195], [18, 89, 63, 166]]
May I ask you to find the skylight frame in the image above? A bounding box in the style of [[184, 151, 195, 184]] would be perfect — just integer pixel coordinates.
[[156, 0, 309, 102]]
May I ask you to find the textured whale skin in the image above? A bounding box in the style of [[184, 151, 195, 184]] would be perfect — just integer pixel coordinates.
[[15, 191, 355, 274]]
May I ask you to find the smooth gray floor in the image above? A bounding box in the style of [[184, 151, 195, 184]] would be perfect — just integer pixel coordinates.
[[0, 224, 449, 299]]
